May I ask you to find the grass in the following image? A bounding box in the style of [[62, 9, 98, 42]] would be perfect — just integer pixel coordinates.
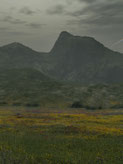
[[0, 107, 122, 164]]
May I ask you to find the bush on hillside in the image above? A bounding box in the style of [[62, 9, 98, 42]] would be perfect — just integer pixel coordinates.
[[71, 101, 83, 108]]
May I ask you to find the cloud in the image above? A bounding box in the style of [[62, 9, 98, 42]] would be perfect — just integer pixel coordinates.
[[78, 0, 97, 3], [27, 23, 46, 29], [5, 31, 30, 36], [0, 27, 9, 31], [67, 0, 123, 28], [2, 16, 26, 24], [47, 4, 66, 15], [19, 7, 36, 15], [1, 15, 45, 30]]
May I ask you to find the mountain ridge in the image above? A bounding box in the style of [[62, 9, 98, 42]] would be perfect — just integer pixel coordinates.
[[1, 31, 122, 55], [0, 31, 123, 84]]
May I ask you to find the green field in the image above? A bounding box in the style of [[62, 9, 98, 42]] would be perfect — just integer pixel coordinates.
[[0, 107, 122, 164]]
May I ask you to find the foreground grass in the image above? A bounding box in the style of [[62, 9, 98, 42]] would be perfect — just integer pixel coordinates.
[[0, 107, 122, 164]]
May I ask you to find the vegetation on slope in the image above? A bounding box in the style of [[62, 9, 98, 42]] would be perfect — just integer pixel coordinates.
[[0, 68, 123, 109]]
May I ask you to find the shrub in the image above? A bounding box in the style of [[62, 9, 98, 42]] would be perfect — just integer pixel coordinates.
[[25, 103, 39, 107], [71, 101, 83, 108]]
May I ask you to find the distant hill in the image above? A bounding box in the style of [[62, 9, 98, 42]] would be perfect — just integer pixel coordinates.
[[0, 32, 123, 84]]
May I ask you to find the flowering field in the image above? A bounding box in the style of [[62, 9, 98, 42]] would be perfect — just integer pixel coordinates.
[[0, 107, 122, 164]]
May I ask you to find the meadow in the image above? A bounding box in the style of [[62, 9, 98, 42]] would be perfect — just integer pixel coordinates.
[[0, 107, 122, 164]]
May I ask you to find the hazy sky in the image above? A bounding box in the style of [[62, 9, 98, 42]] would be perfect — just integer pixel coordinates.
[[0, 0, 123, 52]]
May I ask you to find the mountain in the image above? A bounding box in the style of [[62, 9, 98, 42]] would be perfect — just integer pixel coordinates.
[[0, 42, 47, 71], [47, 31, 123, 83], [0, 31, 123, 85]]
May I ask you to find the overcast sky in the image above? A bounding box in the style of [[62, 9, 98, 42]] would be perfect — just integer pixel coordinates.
[[0, 0, 122, 52]]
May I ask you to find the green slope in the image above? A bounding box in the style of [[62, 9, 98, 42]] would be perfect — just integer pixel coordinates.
[[0, 68, 123, 108], [0, 68, 78, 107]]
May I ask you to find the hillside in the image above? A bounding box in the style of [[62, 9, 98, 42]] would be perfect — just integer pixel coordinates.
[[0, 68, 61, 106], [0, 68, 123, 108], [0, 68, 80, 107]]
